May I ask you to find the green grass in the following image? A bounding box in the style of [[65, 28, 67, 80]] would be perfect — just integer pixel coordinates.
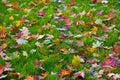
[[0, 0, 120, 80]]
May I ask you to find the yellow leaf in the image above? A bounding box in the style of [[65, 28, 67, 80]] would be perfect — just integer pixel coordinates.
[[92, 26, 98, 32], [42, 0, 49, 2], [118, 36, 120, 40], [93, 53, 99, 57], [12, 2, 19, 10], [89, 48, 95, 52], [16, 20, 21, 26], [103, 15, 109, 18], [72, 55, 81, 66], [0, 26, 6, 31], [9, 16, 14, 20], [24, 8, 28, 13]]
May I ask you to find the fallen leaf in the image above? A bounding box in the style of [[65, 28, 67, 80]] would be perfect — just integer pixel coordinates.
[[38, 10, 46, 16], [0, 30, 6, 39], [65, 19, 73, 29], [59, 69, 71, 76], [72, 55, 81, 66], [1, 43, 7, 49], [102, 57, 118, 67], [76, 41, 84, 47], [0, 64, 3, 75], [98, 70, 104, 75], [11, 2, 20, 10], [30, 1, 36, 7], [74, 71, 85, 79], [9, 15, 14, 20], [43, 40, 51, 45], [95, 19, 102, 24], [41, 72, 49, 78], [26, 76, 34, 80], [97, 10, 103, 15]]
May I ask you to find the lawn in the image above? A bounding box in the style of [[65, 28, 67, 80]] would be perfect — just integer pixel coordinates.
[[0, 0, 120, 80]]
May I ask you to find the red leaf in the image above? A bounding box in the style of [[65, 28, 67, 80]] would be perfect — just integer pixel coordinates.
[[102, 57, 118, 67], [38, 11, 46, 16], [0, 64, 3, 75], [59, 69, 71, 76], [65, 19, 73, 29], [69, 0, 75, 6]]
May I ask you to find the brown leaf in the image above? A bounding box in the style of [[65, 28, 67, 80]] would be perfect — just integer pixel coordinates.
[[30, 1, 36, 8], [12, 2, 20, 10], [0, 30, 6, 39], [9, 72, 20, 77]]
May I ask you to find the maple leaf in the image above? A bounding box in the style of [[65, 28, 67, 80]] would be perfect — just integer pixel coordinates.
[[59, 69, 71, 76], [16, 38, 28, 44], [76, 41, 84, 47], [69, 0, 75, 6], [26, 76, 34, 80], [74, 71, 85, 79], [9, 15, 14, 20], [0, 64, 3, 75], [0, 30, 6, 39], [29, 1, 36, 8], [72, 55, 81, 66], [97, 10, 103, 15], [38, 10, 46, 16], [102, 57, 118, 67], [65, 19, 73, 29], [11, 2, 20, 10]]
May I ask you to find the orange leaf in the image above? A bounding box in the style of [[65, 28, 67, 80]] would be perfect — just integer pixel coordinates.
[[60, 48, 67, 53], [30, 1, 36, 8], [1, 43, 7, 49], [59, 69, 71, 76], [26, 76, 34, 80], [0, 30, 6, 39], [41, 72, 48, 78], [12, 2, 20, 9]]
